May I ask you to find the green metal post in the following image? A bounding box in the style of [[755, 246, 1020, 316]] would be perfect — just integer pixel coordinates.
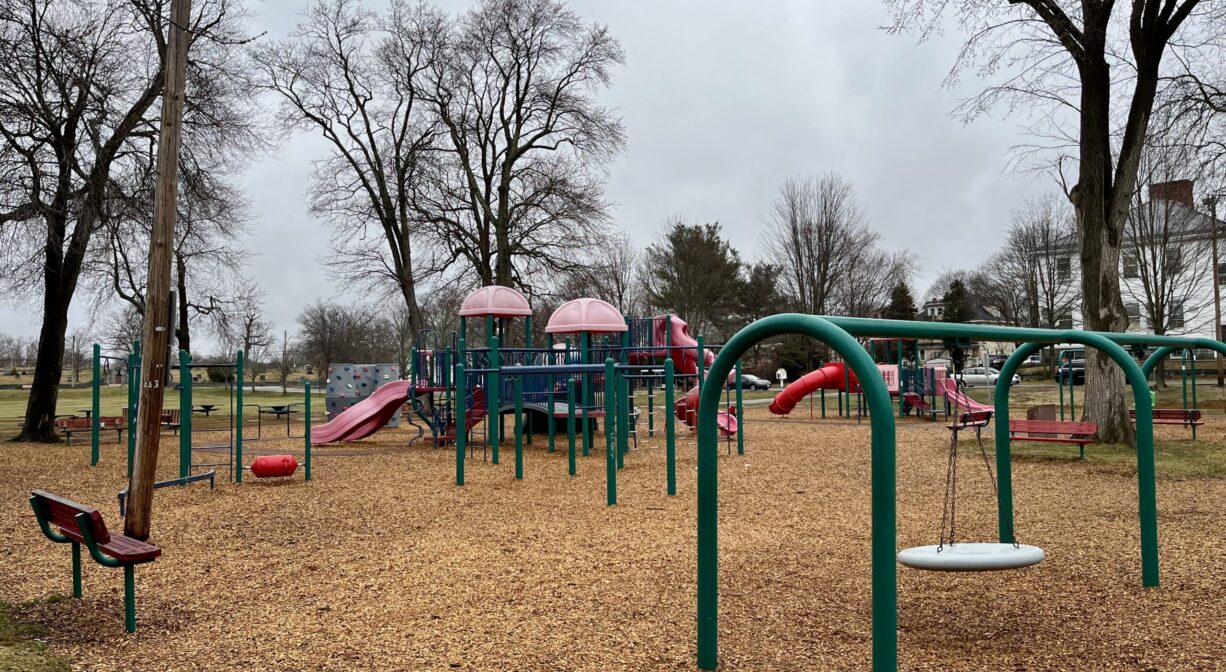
[[665, 358, 676, 495], [514, 375, 524, 480], [581, 331, 591, 457], [604, 358, 616, 505], [127, 340, 140, 479], [548, 372, 557, 453], [1058, 362, 1066, 421], [179, 350, 192, 478], [1069, 363, 1075, 418], [91, 344, 100, 466], [696, 314, 896, 671], [1180, 350, 1188, 411], [123, 565, 136, 632], [647, 375, 655, 437], [525, 316, 533, 445], [71, 543, 82, 597], [304, 382, 312, 481], [697, 335, 705, 387], [617, 369, 628, 469], [1190, 353, 1198, 440], [567, 377, 577, 476], [735, 361, 744, 455], [236, 350, 245, 483], [483, 333, 492, 461], [995, 336, 1158, 587], [455, 362, 466, 485], [820, 388, 826, 418]]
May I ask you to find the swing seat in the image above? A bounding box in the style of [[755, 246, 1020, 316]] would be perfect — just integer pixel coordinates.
[[897, 543, 1044, 572]]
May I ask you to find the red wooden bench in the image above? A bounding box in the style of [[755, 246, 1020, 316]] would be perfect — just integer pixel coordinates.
[[28, 490, 161, 632], [1009, 419, 1098, 460], [54, 416, 127, 445], [1129, 408, 1203, 428]]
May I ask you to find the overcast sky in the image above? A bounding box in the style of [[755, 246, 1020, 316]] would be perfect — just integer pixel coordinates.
[[2, 0, 1054, 351]]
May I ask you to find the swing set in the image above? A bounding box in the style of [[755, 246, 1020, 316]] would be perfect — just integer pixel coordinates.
[[694, 314, 1226, 672]]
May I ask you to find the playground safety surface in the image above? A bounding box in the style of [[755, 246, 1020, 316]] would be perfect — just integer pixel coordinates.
[[2, 409, 1224, 670]]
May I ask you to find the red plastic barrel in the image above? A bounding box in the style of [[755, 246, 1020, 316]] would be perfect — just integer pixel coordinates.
[[250, 454, 299, 478]]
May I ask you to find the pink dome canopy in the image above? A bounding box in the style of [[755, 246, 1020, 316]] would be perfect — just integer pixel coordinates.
[[545, 298, 627, 334], [457, 285, 533, 318]]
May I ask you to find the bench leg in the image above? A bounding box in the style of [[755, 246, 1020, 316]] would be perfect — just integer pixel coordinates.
[[123, 565, 136, 632], [1079, 444, 1085, 461], [71, 542, 82, 598]]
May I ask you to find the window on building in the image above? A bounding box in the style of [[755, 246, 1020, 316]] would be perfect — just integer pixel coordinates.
[[1170, 301, 1185, 329], [1056, 311, 1073, 330], [1056, 256, 1071, 281], [1126, 303, 1141, 330], [1164, 248, 1183, 275], [1123, 252, 1139, 278], [1217, 262, 1226, 285]]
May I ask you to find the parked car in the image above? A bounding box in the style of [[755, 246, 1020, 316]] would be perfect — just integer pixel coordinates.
[[988, 355, 1008, 370], [1056, 359, 1086, 385], [735, 374, 771, 390], [957, 366, 1021, 387]]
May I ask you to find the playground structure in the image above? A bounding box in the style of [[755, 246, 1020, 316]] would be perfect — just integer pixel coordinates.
[[768, 337, 993, 422], [45, 299, 1226, 666], [310, 287, 747, 502]]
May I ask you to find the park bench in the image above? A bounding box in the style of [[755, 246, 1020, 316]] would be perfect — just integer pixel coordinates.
[[28, 490, 161, 632], [54, 416, 126, 445], [160, 409, 181, 435], [1128, 408, 1203, 429], [1009, 419, 1098, 460]]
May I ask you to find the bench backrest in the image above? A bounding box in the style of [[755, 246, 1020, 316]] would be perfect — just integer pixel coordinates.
[[30, 490, 110, 543], [161, 409, 180, 423], [1152, 408, 1201, 420], [98, 415, 124, 428], [956, 411, 993, 425], [1010, 420, 1098, 435], [54, 417, 90, 430]]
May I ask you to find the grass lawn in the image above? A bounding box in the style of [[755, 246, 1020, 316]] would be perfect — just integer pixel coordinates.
[[0, 386, 324, 429], [0, 601, 68, 672]]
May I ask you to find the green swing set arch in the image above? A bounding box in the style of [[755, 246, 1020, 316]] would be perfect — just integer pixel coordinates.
[[696, 314, 1226, 672]]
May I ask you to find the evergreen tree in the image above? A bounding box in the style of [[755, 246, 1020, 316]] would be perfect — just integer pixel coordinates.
[[643, 220, 742, 338], [942, 279, 973, 323], [882, 282, 917, 320]]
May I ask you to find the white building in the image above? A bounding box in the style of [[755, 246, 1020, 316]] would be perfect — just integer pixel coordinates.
[[1058, 180, 1224, 348]]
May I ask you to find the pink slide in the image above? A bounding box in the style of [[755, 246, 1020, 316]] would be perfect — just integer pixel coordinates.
[[768, 363, 854, 416], [675, 385, 738, 436], [646, 314, 715, 375], [939, 378, 993, 414], [311, 379, 414, 445]]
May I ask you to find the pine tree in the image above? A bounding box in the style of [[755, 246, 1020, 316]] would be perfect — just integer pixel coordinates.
[[942, 279, 973, 323], [882, 282, 916, 320]]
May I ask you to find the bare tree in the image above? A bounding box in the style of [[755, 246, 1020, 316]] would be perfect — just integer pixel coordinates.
[[886, 0, 1226, 443], [271, 331, 298, 394], [415, 0, 625, 294], [978, 196, 1079, 331], [0, 0, 257, 441], [256, 0, 439, 337], [214, 282, 273, 390], [559, 232, 643, 314], [764, 174, 899, 316], [66, 327, 92, 386], [89, 157, 250, 352]]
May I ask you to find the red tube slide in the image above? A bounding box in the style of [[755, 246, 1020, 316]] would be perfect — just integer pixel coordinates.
[[768, 363, 855, 416]]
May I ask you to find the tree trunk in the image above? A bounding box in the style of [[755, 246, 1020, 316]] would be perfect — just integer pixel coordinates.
[[176, 252, 191, 352], [1076, 56, 1134, 446], [15, 295, 71, 442], [1154, 357, 1167, 389]]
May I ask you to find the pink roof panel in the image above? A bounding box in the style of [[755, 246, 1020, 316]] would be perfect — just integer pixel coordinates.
[[457, 285, 533, 318], [545, 298, 627, 334]]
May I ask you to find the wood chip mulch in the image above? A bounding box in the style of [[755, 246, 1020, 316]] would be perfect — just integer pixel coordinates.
[[1, 409, 1224, 671]]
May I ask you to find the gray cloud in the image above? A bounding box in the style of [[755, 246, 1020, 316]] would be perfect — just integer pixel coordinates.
[[1, 0, 1053, 348]]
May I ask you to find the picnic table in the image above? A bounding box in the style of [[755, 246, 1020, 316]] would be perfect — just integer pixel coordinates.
[[78, 409, 93, 419], [193, 404, 219, 417]]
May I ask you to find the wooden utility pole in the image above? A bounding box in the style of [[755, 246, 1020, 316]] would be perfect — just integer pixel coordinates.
[[125, 0, 194, 540], [1208, 194, 1223, 387]]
